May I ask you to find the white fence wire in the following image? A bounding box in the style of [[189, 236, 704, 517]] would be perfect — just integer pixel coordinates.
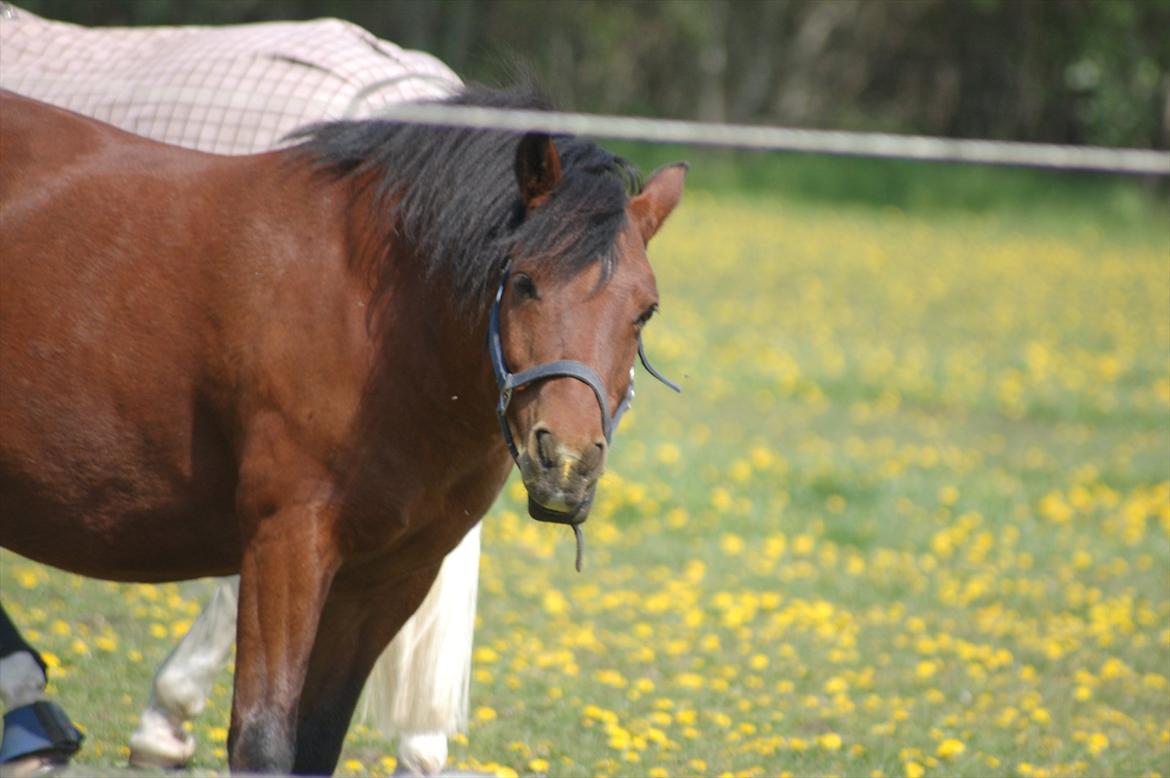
[[371, 101, 1170, 177]]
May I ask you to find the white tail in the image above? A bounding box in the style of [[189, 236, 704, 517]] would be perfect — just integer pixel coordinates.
[[361, 522, 482, 737]]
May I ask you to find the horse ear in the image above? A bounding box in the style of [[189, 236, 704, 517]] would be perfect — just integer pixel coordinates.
[[629, 162, 688, 242], [515, 132, 562, 209]]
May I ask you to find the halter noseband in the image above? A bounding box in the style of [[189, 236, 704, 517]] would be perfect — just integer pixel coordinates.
[[487, 267, 680, 568]]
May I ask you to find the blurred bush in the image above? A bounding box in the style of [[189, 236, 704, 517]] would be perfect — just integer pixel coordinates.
[[19, 0, 1170, 149]]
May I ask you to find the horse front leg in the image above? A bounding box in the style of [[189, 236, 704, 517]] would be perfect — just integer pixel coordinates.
[[228, 496, 340, 774], [291, 566, 441, 776]]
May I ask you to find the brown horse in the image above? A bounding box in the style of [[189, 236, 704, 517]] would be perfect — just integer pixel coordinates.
[[0, 85, 685, 773]]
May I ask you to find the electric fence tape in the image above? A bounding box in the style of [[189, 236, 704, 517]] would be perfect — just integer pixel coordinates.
[[372, 102, 1170, 177]]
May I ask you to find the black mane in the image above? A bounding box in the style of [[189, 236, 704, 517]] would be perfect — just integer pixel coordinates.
[[290, 84, 641, 316]]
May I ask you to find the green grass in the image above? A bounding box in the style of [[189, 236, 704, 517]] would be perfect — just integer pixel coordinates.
[[611, 142, 1168, 237], [2, 173, 1168, 777]]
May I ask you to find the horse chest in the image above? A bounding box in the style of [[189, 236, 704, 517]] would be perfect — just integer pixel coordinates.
[[340, 448, 509, 566]]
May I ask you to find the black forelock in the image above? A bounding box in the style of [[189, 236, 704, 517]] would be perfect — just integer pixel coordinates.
[[288, 83, 642, 317]]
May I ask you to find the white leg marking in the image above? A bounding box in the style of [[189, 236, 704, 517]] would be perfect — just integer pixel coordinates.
[[128, 578, 239, 767]]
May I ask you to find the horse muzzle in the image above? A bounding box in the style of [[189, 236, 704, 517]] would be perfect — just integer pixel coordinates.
[[517, 434, 602, 525], [518, 446, 598, 573], [527, 490, 595, 525]]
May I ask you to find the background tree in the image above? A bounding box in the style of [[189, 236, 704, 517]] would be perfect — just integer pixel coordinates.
[[16, 0, 1169, 149]]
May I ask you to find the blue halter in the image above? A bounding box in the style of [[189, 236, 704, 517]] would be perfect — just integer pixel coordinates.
[[488, 267, 680, 466], [486, 267, 680, 569]]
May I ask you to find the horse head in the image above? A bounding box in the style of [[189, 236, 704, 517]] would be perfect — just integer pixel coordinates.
[[492, 133, 686, 529]]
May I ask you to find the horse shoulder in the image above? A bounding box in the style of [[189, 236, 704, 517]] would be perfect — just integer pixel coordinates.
[[214, 158, 378, 489]]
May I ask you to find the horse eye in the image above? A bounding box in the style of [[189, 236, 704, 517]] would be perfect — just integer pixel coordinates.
[[512, 273, 538, 300], [635, 303, 658, 328]]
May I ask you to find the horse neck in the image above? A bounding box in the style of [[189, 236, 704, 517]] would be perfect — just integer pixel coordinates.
[[346, 203, 505, 468], [335, 240, 512, 557]]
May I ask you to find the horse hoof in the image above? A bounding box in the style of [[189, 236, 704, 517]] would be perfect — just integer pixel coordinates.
[[393, 732, 448, 776], [127, 710, 195, 769], [0, 755, 69, 777], [127, 738, 195, 769]]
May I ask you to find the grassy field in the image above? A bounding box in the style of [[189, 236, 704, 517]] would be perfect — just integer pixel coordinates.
[[2, 164, 1168, 778]]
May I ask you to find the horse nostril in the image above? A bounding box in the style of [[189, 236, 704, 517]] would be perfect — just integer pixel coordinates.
[[586, 440, 606, 470], [536, 429, 556, 469]]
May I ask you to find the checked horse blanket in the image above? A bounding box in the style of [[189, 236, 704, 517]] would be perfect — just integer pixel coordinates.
[[0, 4, 460, 154]]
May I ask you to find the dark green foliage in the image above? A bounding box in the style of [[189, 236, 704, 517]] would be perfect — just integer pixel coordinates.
[[18, 0, 1169, 150]]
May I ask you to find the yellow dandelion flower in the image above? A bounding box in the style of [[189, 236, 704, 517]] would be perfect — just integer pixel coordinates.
[[655, 443, 680, 464], [720, 533, 745, 555], [824, 676, 848, 694], [749, 445, 774, 469], [818, 732, 843, 751], [594, 669, 627, 688], [792, 534, 815, 555], [710, 487, 733, 511], [709, 711, 732, 729], [1087, 732, 1109, 755], [541, 589, 567, 615]]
